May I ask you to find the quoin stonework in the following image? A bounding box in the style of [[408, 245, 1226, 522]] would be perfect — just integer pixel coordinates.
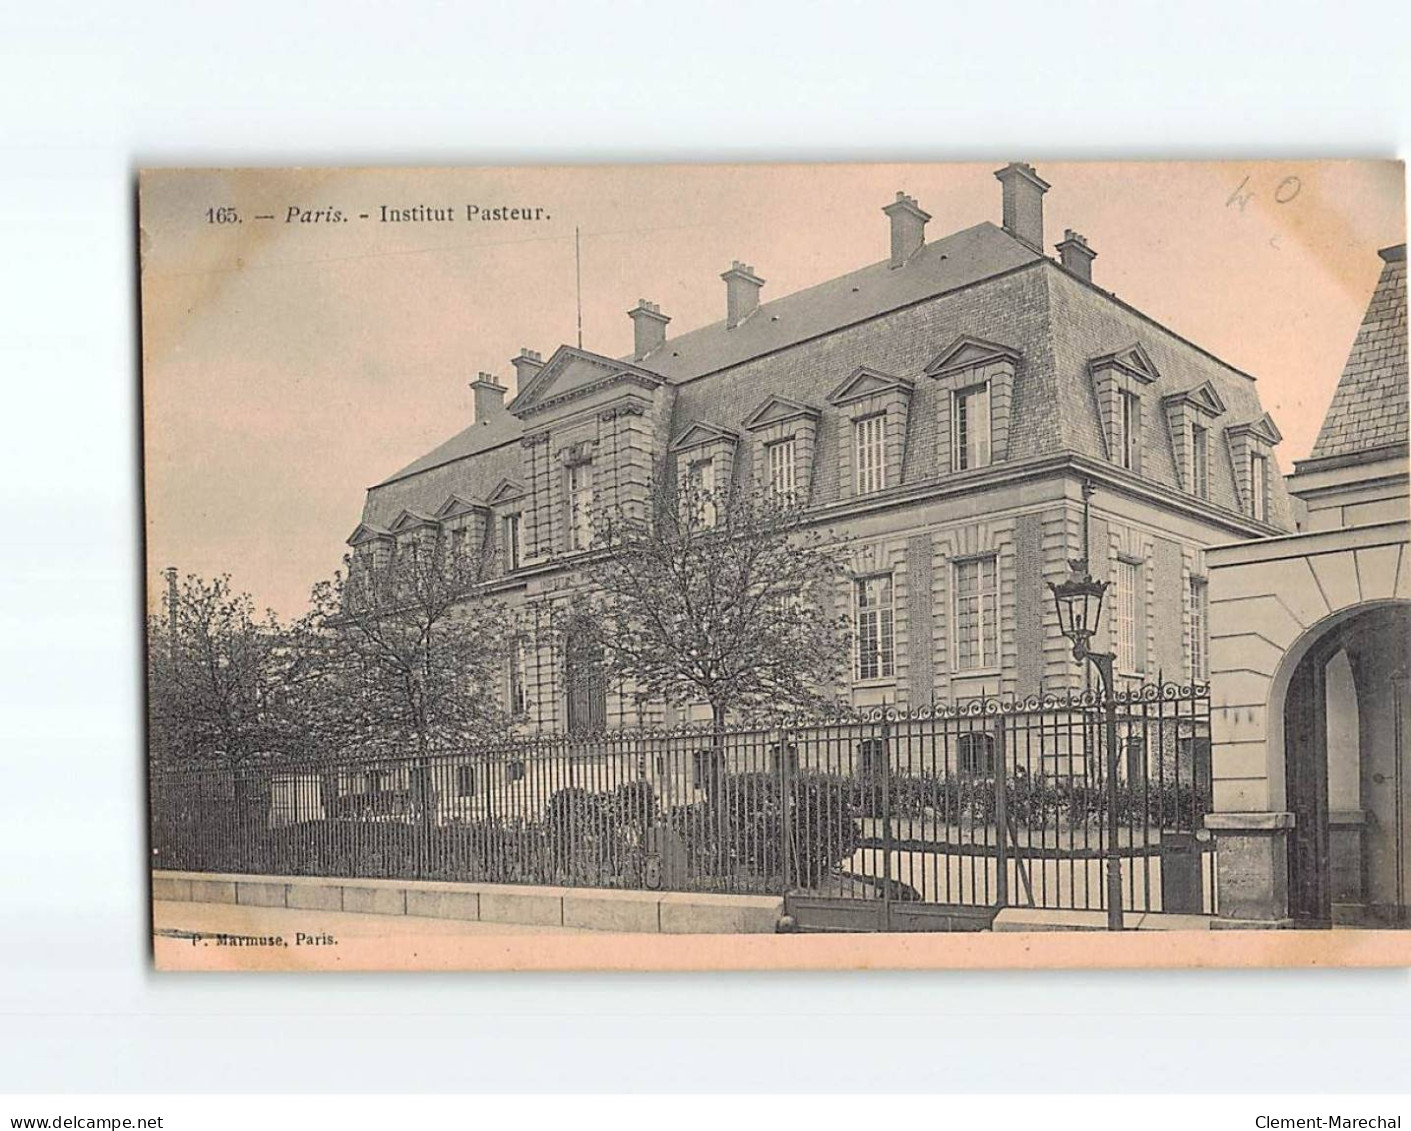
[[350, 163, 1293, 736]]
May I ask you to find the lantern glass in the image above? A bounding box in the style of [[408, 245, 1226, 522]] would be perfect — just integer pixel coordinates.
[[1049, 568, 1108, 650]]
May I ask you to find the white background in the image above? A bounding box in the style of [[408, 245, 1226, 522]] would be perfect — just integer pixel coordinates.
[[1, 0, 1409, 1095]]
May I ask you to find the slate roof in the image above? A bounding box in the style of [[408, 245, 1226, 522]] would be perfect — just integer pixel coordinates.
[[378, 411, 520, 485], [1309, 245, 1408, 461], [631, 222, 1043, 383], [360, 202, 1295, 533]]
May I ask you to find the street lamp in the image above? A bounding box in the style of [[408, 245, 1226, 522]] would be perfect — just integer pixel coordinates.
[[1047, 479, 1125, 931]]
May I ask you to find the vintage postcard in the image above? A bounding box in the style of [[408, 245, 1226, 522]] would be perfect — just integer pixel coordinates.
[[139, 160, 1409, 971]]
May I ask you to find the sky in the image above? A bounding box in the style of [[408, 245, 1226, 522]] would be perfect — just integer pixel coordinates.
[[138, 160, 1406, 619]]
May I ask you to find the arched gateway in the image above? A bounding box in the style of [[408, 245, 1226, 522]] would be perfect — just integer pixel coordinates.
[[1205, 244, 1408, 927]]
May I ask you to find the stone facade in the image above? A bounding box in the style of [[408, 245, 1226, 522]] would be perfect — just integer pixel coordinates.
[[353, 165, 1297, 734]]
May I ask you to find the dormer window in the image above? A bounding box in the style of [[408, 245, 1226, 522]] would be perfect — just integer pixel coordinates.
[[1088, 343, 1158, 475], [766, 437, 797, 501], [854, 414, 887, 495], [924, 335, 1020, 474], [1162, 380, 1226, 500], [746, 397, 818, 506], [683, 456, 718, 527], [1225, 412, 1282, 522], [952, 383, 992, 471], [827, 367, 913, 502], [670, 421, 739, 527]]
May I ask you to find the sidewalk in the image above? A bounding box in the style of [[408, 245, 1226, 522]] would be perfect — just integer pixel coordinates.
[[153, 898, 592, 948]]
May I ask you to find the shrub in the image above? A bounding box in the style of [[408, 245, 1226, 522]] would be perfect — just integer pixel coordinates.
[[670, 770, 858, 889]]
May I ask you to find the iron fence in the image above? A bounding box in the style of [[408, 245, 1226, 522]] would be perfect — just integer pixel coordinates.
[[150, 681, 1214, 918]]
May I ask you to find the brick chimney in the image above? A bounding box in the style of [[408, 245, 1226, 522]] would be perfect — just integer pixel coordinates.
[[628, 299, 669, 360], [994, 162, 1050, 252], [510, 347, 543, 391], [882, 192, 931, 268], [721, 261, 765, 329], [470, 372, 506, 425], [1055, 229, 1096, 283]]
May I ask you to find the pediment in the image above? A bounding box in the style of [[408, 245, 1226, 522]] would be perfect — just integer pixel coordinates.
[[1164, 379, 1228, 417], [1230, 412, 1283, 445], [1088, 341, 1159, 384], [433, 494, 488, 520], [506, 345, 664, 418], [924, 334, 1020, 379], [671, 421, 739, 451], [387, 509, 441, 534], [827, 366, 914, 407], [743, 395, 821, 430], [485, 478, 526, 506], [346, 523, 393, 548]]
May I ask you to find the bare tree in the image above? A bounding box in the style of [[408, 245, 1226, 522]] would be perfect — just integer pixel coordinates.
[[146, 572, 296, 767], [585, 474, 851, 732], [302, 528, 511, 766]]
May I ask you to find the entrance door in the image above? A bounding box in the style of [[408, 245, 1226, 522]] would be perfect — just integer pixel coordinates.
[[564, 631, 607, 734], [1285, 643, 1331, 924]]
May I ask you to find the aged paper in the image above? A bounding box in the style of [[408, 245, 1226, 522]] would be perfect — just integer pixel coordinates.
[[140, 161, 1409, 970]]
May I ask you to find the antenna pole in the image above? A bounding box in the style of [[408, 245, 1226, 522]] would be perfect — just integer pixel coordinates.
[[575, 226, 583, 349]]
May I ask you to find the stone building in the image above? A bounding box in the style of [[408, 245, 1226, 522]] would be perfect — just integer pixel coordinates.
[[351, 163, 1294, 736], [1206, 244, 1409, 927]]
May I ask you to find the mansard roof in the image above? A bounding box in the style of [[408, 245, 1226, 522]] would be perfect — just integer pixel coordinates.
[[364, 198, 1295, 535], [1309, 244, 1408, 460], [631, 222, 1043, 384]]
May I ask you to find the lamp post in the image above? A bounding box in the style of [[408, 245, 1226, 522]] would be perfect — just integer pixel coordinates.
[[1047, 479, 1125, 931]]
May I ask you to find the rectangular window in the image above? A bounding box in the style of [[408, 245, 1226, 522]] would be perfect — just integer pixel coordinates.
[[1115, 559, 1141, 675], [684, 457, 717, 527], [854, 575, 895, 681], [952, 383, 992, 471], [767, 437, 797, 501], [857, 737, 887, 778], [957, 732, 995, 775], [567, 463, 593, 550], [506, 759, 526, 784], [507, 637, 528, 716], [1191, 424, 1209, 499], [1118, 391, 1140, 470], [502, 513, 521, 572], [455, 765, 475, 799], [953, 556, 998, 672], [1249, 453, 1268, 521], [854, 414, 886, 495], [1190, 578, 1208, 682]]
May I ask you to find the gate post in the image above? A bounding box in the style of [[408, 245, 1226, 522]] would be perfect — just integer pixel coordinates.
[[994, 717, 1009, 909]]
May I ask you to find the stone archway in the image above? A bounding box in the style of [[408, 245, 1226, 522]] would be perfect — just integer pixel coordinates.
[[1276, 603, 1410, 924], [1205, 521, 1409, 924]]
